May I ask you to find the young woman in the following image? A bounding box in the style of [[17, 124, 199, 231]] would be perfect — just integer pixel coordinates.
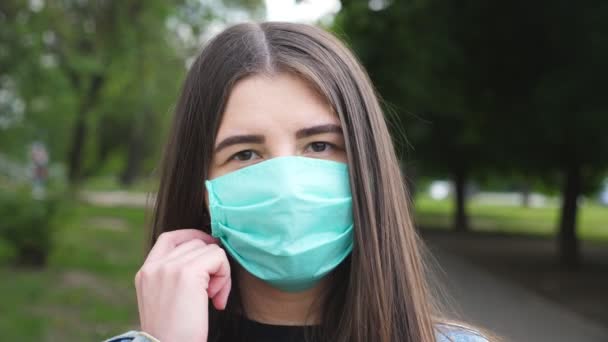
[[105, 22, 489, 342]]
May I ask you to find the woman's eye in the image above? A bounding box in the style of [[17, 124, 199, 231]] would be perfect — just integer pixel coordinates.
[[308, 142, 331, 153], [231, 150, 259, 161]]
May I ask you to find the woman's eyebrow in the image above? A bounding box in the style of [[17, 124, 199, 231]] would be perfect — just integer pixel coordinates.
[[295, 124, 343, 139], [214, 134, 265, 153]]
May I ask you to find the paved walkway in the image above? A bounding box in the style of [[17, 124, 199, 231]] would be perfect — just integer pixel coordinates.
[[80, 190, 154, 208], [431, 247, 608, 342]]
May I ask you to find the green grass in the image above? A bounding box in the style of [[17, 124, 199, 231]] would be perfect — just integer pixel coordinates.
[[415, 195, 608, 241], [0, 201, 147, 341]]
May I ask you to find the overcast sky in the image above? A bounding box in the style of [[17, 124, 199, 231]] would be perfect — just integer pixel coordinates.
[[264, 0, 341, 23]]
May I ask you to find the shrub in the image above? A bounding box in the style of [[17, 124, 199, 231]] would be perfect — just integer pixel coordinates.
[[0, 189, 57, 267]]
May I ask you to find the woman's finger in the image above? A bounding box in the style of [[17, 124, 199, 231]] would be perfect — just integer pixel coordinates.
[[173, 244, 231, 302], [212, 276, 232, 310], [161, 238, 210, 263], [145, 229, 217, 262], [208, 267, 230, 298]]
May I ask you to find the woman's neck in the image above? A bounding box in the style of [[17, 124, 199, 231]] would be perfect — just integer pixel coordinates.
[[238, 268, 327, 326]]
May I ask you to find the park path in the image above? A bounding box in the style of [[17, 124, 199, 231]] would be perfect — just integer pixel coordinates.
[[83, 191, 608, 342], [430, 245, 608, 341], [80, 190, 154, 208]]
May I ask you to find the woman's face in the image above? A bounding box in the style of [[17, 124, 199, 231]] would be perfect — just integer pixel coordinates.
[[208, 72, 347, 179]]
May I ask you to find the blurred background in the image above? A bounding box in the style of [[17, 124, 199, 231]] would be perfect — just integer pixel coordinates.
[[0, 0, 607, 341]]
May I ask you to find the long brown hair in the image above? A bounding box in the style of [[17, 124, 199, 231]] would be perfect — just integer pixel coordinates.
[[151, 21, 443, 342]]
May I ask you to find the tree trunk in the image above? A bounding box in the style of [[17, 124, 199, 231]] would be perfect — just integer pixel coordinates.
[[521, 182, 531, 207], [67, 113, 86, 183], [67, 75, 104, 184], [120, 109, 147, 186], [453, 168, 469, 232], [558, 162, 582, 268]]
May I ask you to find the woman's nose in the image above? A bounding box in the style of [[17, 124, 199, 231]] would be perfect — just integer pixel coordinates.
[[267, 137, 297, 158]]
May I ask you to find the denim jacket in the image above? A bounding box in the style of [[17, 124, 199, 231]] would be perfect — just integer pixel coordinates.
[[104, 323, 489, 342]]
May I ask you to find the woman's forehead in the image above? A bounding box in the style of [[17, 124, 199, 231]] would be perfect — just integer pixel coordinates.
[[217, 73, 339, 137]]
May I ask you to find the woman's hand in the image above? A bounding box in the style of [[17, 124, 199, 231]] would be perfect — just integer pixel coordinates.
[[134, 229, 231, 342]]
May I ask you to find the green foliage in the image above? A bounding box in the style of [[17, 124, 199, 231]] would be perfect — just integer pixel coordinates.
[[334, 1, 491, 178], [336, 1, 608, 263], [0, 0, 264, 185], [335, 0, 608, 192], [0, 189, 58, 267]]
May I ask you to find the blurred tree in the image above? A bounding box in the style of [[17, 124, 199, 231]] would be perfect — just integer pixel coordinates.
[[513, 0, 608, 268], [334, 1, 489, 232], [335, 0, 608, 267], [40, 0, 190, 185], [0, 0, 75, 162], [456, 0, 608, 267], [0, 0, 264, 186]]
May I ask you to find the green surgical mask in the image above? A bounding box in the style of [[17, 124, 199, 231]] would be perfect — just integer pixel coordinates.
[[205, 156, 354, 292]]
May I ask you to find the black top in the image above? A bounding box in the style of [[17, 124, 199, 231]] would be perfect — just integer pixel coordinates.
[[106, 315, 488, 342], [214, 315, 314, 342]]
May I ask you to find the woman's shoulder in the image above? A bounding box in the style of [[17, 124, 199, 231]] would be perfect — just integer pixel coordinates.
[[435, 322, 490, 342], [105, 324, 490, 342]]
